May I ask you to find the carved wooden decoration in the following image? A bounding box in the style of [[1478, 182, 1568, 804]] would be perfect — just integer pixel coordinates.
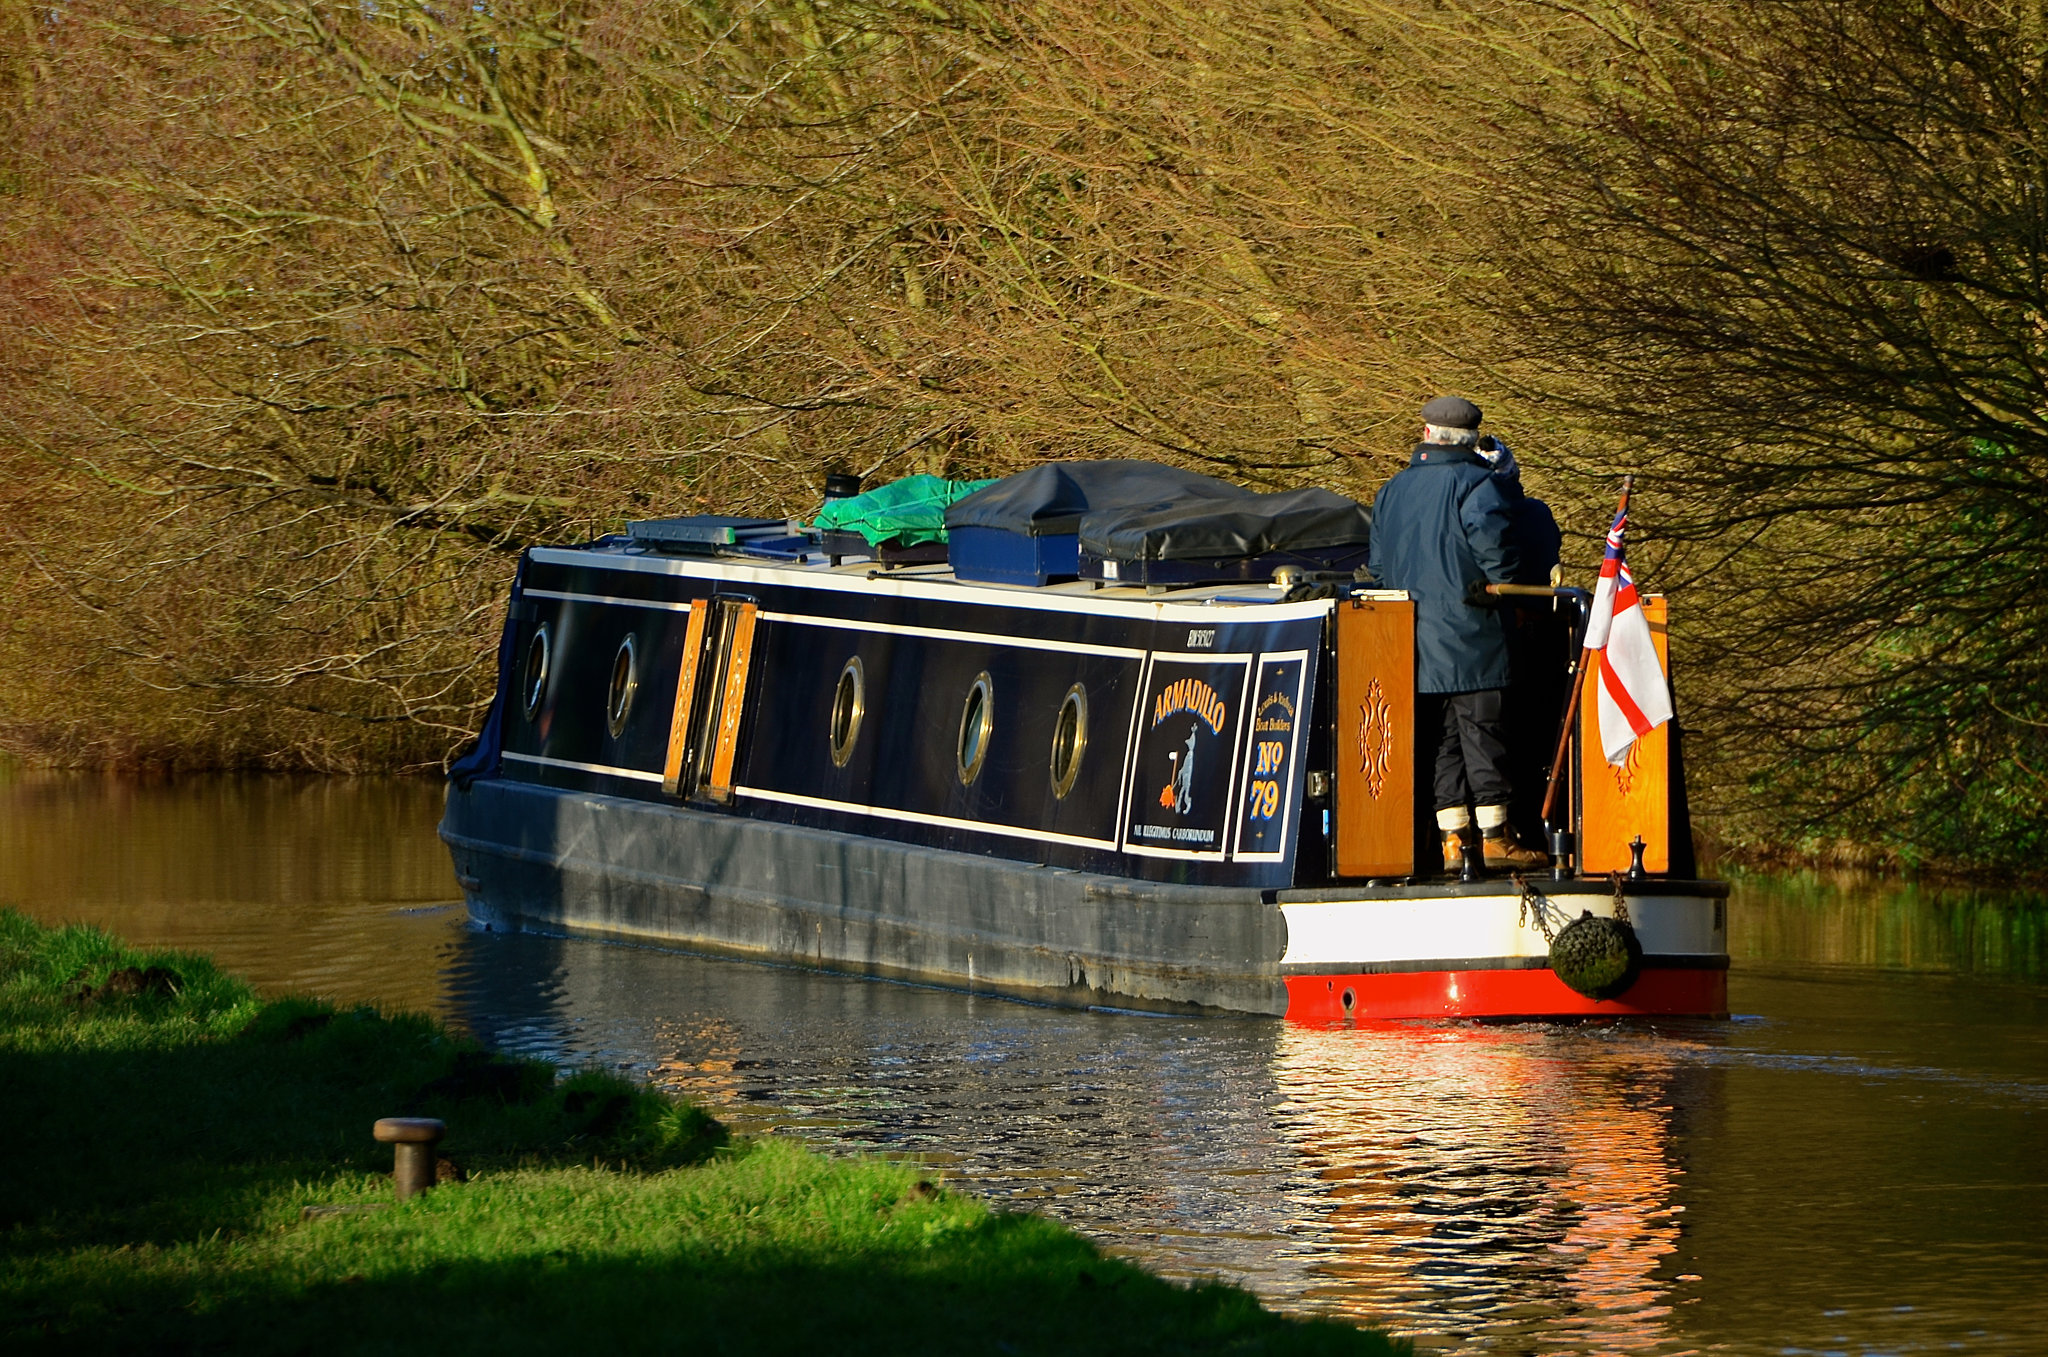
[[1335, 598, 1416, 878], [1578, 594, 1672, 873]]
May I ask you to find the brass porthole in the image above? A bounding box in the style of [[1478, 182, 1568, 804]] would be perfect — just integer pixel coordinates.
[[521, 625, 551, 722], [606, 634, 639, 738], [829, 656, 865, 767], [1050, 683, 1088, 799], [957, 672, 994, 785]]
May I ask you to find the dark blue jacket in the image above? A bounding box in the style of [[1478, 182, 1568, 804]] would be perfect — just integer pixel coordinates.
[[1491, 470, 1561, 586], [1368, 445, 1521, 693]]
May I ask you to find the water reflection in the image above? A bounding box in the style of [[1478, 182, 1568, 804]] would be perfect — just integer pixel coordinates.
[[1730, 867, 2048, 980], [0, 770, 464, 1013], [1271, 1024, 1702, 1350], [446, 928, 1312, 1279], [8, 772, 2048, 1354], [437, 925, 1729, 1350]]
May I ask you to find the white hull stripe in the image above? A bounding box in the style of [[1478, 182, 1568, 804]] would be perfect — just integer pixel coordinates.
[[734, 785, 1118, 852], [503, 752, 666, 784], [1120, 842, 1229, 861], [1282, 956, 1726, 976], [1279, 895, 1726, 967], [524, 588, 694, 614], [757, 611, 1143, 659]]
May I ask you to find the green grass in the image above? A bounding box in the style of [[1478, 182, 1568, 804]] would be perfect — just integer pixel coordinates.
[[0, 911, 1400, 1355]]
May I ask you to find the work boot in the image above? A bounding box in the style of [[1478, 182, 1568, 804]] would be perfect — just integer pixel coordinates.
[[1482, 824, 1551, 870], [1441, 827, 1475, 875]]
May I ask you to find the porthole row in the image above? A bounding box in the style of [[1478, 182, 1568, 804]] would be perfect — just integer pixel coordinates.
[[540, 626, 1090, 797], [825, 661, 1085, 797], [522, 623, 640, 738]]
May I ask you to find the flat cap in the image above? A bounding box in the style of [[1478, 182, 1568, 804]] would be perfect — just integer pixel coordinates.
[[1420, 395, 1483, 429]]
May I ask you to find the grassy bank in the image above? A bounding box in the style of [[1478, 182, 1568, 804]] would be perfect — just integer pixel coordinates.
[[0, 912, 1396, 1355]]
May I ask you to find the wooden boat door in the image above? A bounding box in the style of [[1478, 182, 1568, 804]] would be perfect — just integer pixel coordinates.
[[1333, 595, 1417, 878], [662, 593, 761, 803]]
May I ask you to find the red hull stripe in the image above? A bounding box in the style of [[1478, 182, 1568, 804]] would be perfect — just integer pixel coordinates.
[[1284, 966, 1728, 1023]]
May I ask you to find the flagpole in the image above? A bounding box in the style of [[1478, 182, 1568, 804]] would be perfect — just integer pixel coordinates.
[[1539, 475, 1633, 830]]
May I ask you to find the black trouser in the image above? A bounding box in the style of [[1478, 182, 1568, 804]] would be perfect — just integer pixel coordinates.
[[1426, 689, 1512, 813], [1503, 606, 1570, 843]]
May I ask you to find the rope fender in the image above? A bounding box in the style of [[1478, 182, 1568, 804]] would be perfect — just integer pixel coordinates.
[[1515, 872, 1645, 1001]]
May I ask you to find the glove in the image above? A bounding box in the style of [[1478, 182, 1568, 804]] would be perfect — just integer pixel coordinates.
[[1464, 579, 1503, 608]]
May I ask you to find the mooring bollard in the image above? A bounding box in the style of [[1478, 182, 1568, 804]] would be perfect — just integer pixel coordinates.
[[372, 1117, 447, 1202]]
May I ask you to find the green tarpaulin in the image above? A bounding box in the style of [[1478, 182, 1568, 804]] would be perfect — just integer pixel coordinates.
[[812, 474, 996, 547]]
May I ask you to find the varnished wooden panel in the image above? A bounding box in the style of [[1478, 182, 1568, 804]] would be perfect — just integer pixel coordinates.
[[1579, 594, 1671, 873], [705, 601, 760, 801], [661, 605, 711, 796], [1335, 598, 1415, 878]]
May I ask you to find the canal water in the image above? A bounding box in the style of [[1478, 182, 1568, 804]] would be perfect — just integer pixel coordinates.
[[5, 771, 2045, 1355]]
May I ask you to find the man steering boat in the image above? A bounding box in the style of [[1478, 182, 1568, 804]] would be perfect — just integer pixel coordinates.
[[1367, 395, 1552, 873]]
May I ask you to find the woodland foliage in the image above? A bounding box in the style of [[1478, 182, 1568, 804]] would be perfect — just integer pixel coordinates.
[[1488, 0, 2048, 871], [1, 0, 2043, 873]]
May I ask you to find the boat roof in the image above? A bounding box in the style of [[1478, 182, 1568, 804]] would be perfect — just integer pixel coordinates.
[[532, 536, 1401, 621]]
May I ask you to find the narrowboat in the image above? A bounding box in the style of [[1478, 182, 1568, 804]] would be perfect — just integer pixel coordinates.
[[440, 462, 1727, 1021]]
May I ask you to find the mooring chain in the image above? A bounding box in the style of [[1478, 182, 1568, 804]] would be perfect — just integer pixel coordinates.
[[1512, 872, 1558, 942], [1609, 871, 1633, 925], [1518, 873, 1632, 939]]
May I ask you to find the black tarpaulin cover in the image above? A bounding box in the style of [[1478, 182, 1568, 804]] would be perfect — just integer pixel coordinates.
[[1080, 485, 1372, 561], [946, 460, 1370, 561], [943, 461, 1241, 537]]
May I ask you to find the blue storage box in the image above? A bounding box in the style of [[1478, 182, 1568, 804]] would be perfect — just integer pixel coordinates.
[[736, 532, 821, 562], [1080, 542, 1370, 588], [948, 526, 1081, 586]]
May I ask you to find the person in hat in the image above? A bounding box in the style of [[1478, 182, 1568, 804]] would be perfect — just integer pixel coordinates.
[[1367, 396, 1551, 872]]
